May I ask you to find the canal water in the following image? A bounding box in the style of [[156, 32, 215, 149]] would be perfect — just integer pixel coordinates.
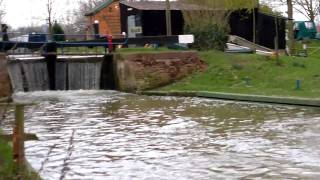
[[2, 90, 320, 179]]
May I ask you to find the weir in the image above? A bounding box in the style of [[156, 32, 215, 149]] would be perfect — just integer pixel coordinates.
[[8, 56, 50, 92], [56, 56, 104, 90], [7, 55, 115, 92], [5, 51, 204, 93]]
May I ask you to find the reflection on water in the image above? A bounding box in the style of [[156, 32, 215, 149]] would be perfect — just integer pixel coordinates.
[[2, 90, 320, 179]]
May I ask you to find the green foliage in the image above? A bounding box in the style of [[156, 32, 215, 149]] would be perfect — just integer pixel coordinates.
[[223, 0, 258, 10], [0, 135, 41, 180], [185, 22, 229, 51], [182, 0, 258, 10], [52, 22, 65, 42], [0, 138, 14, 179], [181, 0, 258, 51]]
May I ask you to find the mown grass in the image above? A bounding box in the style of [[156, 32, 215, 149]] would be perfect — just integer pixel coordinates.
[[0, 131, 40, 180], [161, 40, 320, 98], [0, 136, 15, 180]]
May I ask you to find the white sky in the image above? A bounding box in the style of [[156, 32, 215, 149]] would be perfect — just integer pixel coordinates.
[[2, 0, 309, 29], [2, 0, 77, 29]]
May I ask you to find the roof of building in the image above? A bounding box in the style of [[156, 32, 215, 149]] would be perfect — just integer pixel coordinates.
[[85, 0, 261, 16], [120, 1, 204, 11], [85, 0, 114, 16], [85, 0, 206, 16]]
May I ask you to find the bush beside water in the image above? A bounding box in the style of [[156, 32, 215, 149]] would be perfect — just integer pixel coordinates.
[[185, 23, 228, 51]]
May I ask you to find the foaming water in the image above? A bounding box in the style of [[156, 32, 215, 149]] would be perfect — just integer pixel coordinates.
[[2, 90, 320, 180]]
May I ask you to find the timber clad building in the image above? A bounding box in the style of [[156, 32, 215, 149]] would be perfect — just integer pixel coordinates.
[[85, 0, 286, 49]]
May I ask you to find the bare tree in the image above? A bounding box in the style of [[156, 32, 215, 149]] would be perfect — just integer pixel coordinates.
[[293, 0, 320, 22], [80, 0, 104, 11], [46, 0, 55, 34], [71, 0, 104, 34], [287, 0, 295, 55], [0, 0, 5, 25]]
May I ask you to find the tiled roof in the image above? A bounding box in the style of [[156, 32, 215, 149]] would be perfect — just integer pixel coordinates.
[[85, 0, 261, 16], [120, 1, 204, 11], [85, 0, 114, 16]]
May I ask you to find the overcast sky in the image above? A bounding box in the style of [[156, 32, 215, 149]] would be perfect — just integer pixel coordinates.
[[2, 0, 308, 29], [2, 0, 77, 29]]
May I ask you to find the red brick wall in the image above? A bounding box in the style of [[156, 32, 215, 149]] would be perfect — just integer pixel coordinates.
[[88, 1, 121, 35], [116, 51, 207, 92], [0, 54, 12, 98]]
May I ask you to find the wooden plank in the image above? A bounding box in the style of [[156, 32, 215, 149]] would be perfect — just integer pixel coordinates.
[[0, 102, 36, 106], [0, 97, 12, 102], [0, 133, 38, 141]]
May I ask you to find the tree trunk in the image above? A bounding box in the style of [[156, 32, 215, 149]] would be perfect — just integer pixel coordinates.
[[287, 0, 295, 55]]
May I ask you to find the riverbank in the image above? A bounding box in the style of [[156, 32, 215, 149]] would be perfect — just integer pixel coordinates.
[[0, 134, 40, 179], [159, 47, 320, 99], [140, 91, 320, 107], [0, 103, 40, 179]]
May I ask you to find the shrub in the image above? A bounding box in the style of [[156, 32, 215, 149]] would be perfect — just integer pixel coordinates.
[[52, 22, 66, 42], [185, 22, 229, 51]]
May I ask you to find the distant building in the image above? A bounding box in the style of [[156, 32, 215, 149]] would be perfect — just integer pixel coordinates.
[[85, 0, 286, 49]]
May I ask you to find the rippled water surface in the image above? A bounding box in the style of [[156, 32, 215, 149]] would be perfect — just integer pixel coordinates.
[[2, 90, 320, 180]]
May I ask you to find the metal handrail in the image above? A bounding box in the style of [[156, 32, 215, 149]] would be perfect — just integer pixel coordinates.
[[0, 33, 129, 55]]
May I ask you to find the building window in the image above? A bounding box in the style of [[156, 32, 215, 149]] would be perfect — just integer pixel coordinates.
[[305, 22, 314, 30]]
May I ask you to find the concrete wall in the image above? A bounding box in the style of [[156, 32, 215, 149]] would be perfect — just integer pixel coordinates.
[[1, 52, 206, 95], [114, 51, 206, 92], [0, 53, 12, 98]]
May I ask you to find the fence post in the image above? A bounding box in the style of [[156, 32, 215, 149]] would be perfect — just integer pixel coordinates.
[[13, 104, 25, 174]]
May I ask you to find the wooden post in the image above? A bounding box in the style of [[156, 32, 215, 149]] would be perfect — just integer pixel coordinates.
[[252, 7, 256, 45], [13, 105, 25, 174], [274, 36, 279, 63], [287, 0, 295, 55], [274, 16, 280, 65], [165, 0, 172, 36]]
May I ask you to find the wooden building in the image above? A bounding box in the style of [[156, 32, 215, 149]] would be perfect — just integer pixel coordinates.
[[85, 0, 286, 49], [85, 0, 122, 35]]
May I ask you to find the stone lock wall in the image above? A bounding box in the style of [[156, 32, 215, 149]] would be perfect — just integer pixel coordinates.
[[115, 51, 207, 92], [0, 53, 12, 98]]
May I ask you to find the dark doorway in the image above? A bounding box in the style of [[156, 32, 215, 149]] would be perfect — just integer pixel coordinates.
[[142, 11, 167, 36], [142, 10, 184, 36], [100, 55, 116, 90]]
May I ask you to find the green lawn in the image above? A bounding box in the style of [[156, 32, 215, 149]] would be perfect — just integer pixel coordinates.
[[160, 40, 320, 98], [0, 132, 40, 180], [0, 137, 15, 179]]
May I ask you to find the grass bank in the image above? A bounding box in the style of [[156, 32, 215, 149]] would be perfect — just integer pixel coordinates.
[[160, 41, 320, 99], [0, 133, 40, 180], [0, 136, 15, 179]]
